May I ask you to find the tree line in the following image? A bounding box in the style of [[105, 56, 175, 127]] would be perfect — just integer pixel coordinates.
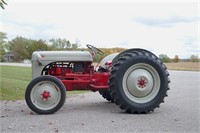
[[0, 32, 80, 62], [0, 32, 126, 62], [0, 32, 199, 63], [159, 54, 199, 63]]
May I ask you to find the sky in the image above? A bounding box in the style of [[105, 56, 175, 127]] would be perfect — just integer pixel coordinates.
[[0, 0, 199, 58]]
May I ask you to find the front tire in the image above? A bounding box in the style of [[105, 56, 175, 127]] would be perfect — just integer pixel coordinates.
[[109, 50, 170, 113], [25, 76, 66, 114]]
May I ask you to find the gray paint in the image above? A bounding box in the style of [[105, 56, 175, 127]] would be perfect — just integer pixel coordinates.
[[98, 53, 119, 70], [31, 51, 92, 79]]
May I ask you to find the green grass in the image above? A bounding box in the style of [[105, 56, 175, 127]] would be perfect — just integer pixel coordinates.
[[0, 66, 31, 100], [0, 66, 87, 100]]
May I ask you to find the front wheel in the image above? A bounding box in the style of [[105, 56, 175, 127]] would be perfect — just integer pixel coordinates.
[[25, 76, 66, 114], [109, 50, 170, 113]]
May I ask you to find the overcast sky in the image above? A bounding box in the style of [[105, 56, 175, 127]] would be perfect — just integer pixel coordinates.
[[0, 0, 199, 58]]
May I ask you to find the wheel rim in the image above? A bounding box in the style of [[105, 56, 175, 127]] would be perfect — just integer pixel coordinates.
[[30, 81, 61, 110], [122, 63, 160, 103]]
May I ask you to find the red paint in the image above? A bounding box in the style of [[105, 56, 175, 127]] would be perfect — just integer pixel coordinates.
[[47, 62, 110, 91], [137, 78, 147, 88], [41, 91, 51, 100]]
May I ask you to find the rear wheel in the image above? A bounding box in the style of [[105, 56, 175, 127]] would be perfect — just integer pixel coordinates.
[[109, 50, 170, 113], [98, 68, 114, 102], [25, 76, 66, 114], [99, 90, 114, 103]]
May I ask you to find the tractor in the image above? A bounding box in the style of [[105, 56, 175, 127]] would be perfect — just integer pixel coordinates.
[[25, 44, 170, 114]]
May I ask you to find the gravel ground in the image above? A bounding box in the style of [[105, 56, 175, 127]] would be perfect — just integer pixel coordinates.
[[0, 71, 200, 133]]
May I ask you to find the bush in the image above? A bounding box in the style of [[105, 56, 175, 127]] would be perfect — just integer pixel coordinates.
[[159, 54, 171, 63]]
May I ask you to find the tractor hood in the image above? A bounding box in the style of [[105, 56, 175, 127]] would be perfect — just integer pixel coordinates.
[[32, 51, 93, 63]]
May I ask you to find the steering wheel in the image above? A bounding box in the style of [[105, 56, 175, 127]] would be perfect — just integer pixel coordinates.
[[86, 44, 104, 55]]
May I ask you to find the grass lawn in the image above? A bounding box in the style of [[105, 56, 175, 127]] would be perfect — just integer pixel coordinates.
[[0, 66, 87, 100], [165, 62, 200, 71], [0, 66, 31, 100]]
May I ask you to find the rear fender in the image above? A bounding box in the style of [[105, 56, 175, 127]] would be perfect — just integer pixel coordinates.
[[99, 53, 119, 70]]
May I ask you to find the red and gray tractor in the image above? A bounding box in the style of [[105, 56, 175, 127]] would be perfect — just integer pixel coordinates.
[[25, 44, 170, 114]]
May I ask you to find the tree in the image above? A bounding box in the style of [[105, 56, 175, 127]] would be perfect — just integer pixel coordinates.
[[0, 0, 7, 9], [0, 32, 7, 45], [0, 43, 6, 61], [190, 55, 199, 62], [7, 37, 51, 61], [173, 55, 180, 63], [0, 32, 7, 61], [26, 39, 50, 59], [159, 54, 171, 63], [49, 38, 71, 50], [49, 38, 80, 50], [8, 36, 28, 61], [71, 43, 79, 50]]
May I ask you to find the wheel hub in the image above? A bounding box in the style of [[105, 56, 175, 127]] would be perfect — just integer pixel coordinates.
[[126, 69, 154, 98], [41, 90, 51, 100], [137, 78, 147, 88]]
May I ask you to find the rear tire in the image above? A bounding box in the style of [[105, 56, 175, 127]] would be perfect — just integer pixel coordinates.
[[109, 50, 170, 113], [98, 68, 114, 102], [25, 76, 66, 114], [99, 90, 114, 103]]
